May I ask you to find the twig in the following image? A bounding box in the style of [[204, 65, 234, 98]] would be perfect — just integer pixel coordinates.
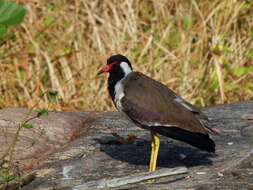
[[73, 167, 188, 190]]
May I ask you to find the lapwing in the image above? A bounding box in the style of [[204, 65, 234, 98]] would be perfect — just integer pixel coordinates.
[[98, 54, 217, 172]]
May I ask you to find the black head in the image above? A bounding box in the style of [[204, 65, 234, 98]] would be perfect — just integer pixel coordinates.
[[107, 54, 132, 69], [98, 54, 133, 100], [98, 54, 133, 75]]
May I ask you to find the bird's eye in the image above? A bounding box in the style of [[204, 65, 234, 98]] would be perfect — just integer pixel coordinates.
[[111, 61, 118, 65]]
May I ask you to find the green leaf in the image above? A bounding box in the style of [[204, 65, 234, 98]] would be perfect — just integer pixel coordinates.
[[240, 1, 251, 13], [17, 68, 25, 82], [0, 169, 15, 183], [183, 16, 192, 31], [48, 90, 59, 104], [232, 66, 253, 77], [37, 108, 48, 117], [0, 24, 7, 38], [0, 0, 26, 26], [44, 15, 56, 27], [22, 123, 34, 129], [233, 67, 246, 77], [47, 3, 55, 12], [210, 72, 218, 91]]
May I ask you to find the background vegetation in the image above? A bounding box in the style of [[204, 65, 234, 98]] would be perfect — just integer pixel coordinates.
[[1, 0, 252, 111]]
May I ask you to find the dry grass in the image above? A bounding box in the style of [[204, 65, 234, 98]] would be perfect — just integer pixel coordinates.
[[0, 0, 252, 111]]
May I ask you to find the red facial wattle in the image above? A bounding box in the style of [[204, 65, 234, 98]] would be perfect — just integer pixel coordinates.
[[97, 62, 117, 75]]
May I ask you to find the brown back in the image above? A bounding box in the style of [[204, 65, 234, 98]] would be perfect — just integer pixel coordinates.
[[121, 72, 210, 134]]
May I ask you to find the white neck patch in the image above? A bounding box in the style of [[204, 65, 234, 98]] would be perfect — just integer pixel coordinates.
[[114, 62, 132, 111], [120, 62, 132, 76]]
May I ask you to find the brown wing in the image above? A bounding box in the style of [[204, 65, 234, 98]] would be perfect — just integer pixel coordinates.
[[121, 72, 211, 135]]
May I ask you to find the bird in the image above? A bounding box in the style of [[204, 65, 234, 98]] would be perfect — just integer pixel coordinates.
[[98, 54, 217, 172]]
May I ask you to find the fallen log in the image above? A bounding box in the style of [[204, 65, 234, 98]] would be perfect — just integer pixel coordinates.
[[0, 102, 252, 190]]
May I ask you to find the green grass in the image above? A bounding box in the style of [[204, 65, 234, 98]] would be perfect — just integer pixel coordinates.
[[0, 0, 252, 111], [0, 168, 15, 184]]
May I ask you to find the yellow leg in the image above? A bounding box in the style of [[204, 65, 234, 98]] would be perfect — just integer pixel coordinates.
[[149, 134, 155, 172], [149, 131, 160, 172]]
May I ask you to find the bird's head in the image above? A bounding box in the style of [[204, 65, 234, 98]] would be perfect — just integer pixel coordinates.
[[97, 54, 133, 77]]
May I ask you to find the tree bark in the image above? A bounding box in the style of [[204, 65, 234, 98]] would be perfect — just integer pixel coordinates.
[[0, 102, 252, 190]]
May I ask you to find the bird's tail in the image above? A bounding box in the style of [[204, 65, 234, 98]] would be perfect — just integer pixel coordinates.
[[150, 126, 215, 153]]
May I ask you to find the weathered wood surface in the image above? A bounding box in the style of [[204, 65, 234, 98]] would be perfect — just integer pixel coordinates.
[[0, 102, 253, 190]]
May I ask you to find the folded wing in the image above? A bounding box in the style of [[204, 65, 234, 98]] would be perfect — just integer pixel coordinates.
[[121, 72, 216, 152]]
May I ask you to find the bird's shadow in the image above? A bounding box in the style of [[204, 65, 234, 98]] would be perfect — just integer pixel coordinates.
[[98, 138, 214, 168]]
